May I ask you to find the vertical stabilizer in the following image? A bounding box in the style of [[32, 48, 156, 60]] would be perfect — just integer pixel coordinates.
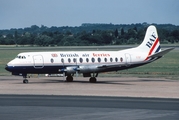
[[137, 25, 161, 60]]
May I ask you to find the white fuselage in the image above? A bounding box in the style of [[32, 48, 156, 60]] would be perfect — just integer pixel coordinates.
[[6, 47, 147, 75]]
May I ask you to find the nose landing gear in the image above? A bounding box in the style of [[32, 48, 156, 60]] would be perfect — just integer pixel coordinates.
[[23, 75, 29, 84], [23, 79, 28, 83]]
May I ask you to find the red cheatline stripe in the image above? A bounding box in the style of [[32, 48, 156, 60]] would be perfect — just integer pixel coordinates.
[[148, 38, 159, 56], [145, 38, 159, 60]]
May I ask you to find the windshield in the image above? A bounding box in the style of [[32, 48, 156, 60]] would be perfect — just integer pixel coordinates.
[[16, 55, 26, 59]]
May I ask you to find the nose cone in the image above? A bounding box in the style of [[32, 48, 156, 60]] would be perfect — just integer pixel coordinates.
[[5, 60, 14, 72], [5, 64, 10, 71]]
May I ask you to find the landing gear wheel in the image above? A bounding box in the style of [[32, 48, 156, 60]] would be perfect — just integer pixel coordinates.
[[66, 75, 73, 82], [89, 77, 97, 83], [23, 79, 28, 84]]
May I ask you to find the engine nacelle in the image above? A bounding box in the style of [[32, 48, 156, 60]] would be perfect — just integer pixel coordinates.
[[78, 65, 99, 73], [59, 65, 102, 74], [59, 66, 77, 74], [66, 66, 77, 74]]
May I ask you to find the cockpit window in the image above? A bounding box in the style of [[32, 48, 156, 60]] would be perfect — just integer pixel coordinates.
[[16, 55, 26, 59]]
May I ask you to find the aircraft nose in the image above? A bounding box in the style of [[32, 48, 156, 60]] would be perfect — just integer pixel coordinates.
[[5, 64, 9, 71]]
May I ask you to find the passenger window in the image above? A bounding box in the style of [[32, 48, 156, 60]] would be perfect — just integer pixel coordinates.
[[73, 58, 76, 63], [104, 58, 107, 62], [91, 58, 95, 63], [115, 57, 118, 62], [120, 57, 123, 62], [61, 58, 64, 63], [68, 58, 71, 63], [79, 58, 83, 63], [51, 58, 54, 63], [110, 58, 113, 62], [86, 58, 89, 63], [97, 58, 101, 63]]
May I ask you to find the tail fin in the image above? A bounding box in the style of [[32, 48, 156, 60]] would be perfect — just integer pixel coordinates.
[[137, 25, 161, 60]]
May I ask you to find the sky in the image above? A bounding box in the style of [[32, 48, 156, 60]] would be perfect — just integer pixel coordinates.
[[1, 0, 179, 29]]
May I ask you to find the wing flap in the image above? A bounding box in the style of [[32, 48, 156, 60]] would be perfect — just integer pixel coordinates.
[[97, 63, 123, 68]]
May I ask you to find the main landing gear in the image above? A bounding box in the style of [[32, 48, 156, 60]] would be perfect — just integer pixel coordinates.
[[89, 77, 97, 83], [89, 73, 98, 83], [65, 73, 98, 83], [66, 75, 73, 82]]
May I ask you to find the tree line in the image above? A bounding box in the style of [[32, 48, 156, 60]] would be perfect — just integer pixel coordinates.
[[0, 23, 179, 46]]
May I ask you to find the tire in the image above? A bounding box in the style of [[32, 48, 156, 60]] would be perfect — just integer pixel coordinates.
[[66, 76, 73, 82], [89, 77, 97, 83], [23, 79, 28, 84]]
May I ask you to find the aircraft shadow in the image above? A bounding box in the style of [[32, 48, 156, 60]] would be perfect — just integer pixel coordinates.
[[25, 79, 134, 85], [6, 77, 169, 85]]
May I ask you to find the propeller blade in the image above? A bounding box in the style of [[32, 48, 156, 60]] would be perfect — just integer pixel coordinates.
[[63, 72, 65, 81]]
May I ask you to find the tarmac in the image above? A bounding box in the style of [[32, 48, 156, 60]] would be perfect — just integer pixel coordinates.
[[0, 76, 178, 98]]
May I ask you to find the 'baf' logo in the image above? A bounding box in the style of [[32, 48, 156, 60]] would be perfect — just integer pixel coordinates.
[[146, 32, 156, 48]]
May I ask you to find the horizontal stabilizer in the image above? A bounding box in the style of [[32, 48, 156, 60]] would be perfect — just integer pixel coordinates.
[[148, 47, 174, 58]]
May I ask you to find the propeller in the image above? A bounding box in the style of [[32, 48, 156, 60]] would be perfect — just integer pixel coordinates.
[[62, 58, 65, 81], [62, 70, 65, 82], [75, 58, 78, 80]]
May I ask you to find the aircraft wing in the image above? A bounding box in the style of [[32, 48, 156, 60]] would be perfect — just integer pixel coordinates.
[[97, 61, 149, 69]]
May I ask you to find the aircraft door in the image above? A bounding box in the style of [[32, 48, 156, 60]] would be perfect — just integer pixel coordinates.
[[33, 55, 44, 68], [125, 53, 131, 65]]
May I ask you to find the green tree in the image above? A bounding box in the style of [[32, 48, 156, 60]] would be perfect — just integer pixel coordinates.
[[59, 36, 75, 46], [170, 30, 179, 42], [114, 29, 119, 38], [14, 31, 18, 46], [136, 29, 145, 44], [121, 28, 125, 36], [89, 34, 102, 45], [34, 34, 53, 46], [101, 31, 114, 45]]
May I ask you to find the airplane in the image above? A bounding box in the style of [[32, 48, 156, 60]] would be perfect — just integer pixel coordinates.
[[5, 25, 174, 83]]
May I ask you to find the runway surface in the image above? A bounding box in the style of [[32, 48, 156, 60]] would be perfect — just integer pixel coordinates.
[[0, 76, 179, 119], [0, 95, 179, 120], [0, 76, 178, 98]]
